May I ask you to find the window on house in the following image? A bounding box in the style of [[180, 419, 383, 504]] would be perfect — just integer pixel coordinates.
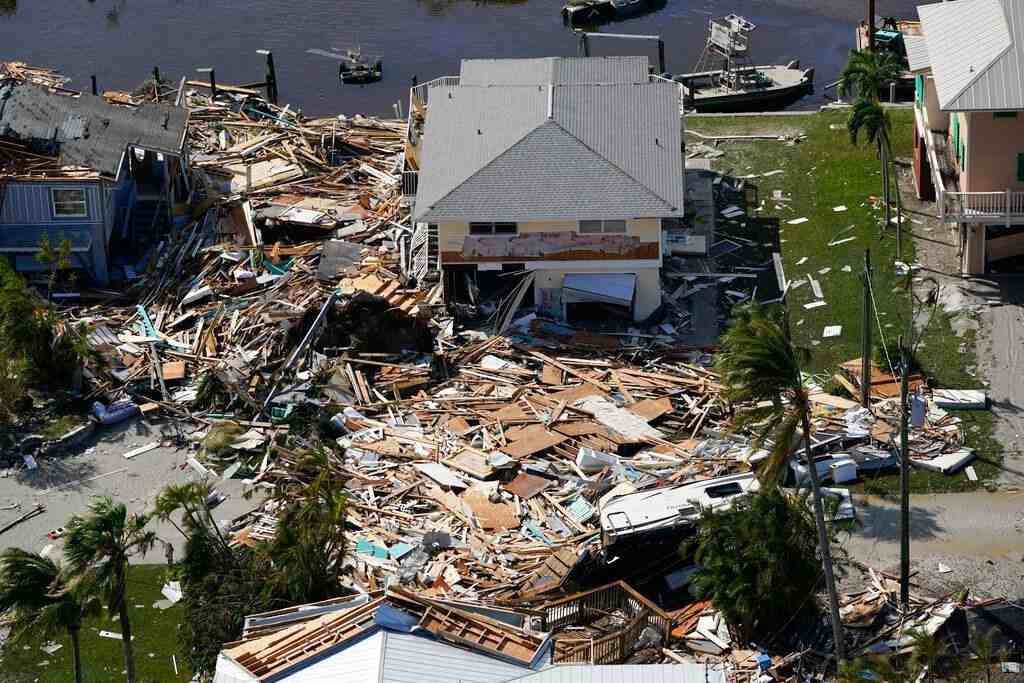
[[469, 222, 517, 235], [51, 189, 88, 218], [995, 111, 1019, 119], [579, 220, 627, 234], [914, 75, 924, 109], [1017, 154, 1024, 182]]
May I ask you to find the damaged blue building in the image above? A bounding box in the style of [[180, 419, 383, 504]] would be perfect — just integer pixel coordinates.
[[0, 78, 189, 285]]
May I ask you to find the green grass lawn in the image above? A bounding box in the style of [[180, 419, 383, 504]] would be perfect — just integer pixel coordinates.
[[691, 109, 1001, 493], [0, 565, 188, 683]]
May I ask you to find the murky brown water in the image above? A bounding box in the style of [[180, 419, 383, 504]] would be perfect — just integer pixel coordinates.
[[1, 0, 922, 116]]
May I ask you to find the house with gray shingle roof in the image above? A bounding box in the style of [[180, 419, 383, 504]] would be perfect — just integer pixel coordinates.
[[911, 0, 1024, 274], [404, 57, 684, 322], [0, 78, 189, 285]]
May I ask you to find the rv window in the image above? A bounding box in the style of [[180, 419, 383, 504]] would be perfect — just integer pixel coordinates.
[[51, 189, 87, 218], [705, 483, 743, 498]]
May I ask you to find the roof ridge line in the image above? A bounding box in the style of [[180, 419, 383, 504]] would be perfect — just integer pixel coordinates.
[[416, 117, 546, 219], [548, 117, 678, 212]]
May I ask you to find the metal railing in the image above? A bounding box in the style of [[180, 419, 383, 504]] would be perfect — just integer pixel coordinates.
[[942, 189, 1024, 224], [402, 170, 418, 197], [410, 76, 460, 109]]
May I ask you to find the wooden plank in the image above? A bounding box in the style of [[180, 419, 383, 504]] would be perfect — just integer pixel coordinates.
[[500, 424, 568, 458], [161, 361, 186, 380], [626, 397, 673, 420]]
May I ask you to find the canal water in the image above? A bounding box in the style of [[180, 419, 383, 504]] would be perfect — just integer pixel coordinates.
[[1, 0, 921, 117]]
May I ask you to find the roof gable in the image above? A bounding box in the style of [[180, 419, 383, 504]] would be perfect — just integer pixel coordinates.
[[413, 66, 683, 222], [421, 120, 677, 222], [918, 0, 1019, 110]]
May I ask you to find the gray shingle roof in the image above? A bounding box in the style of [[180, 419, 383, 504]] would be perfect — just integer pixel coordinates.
[[0, 82, 188, 176], [414, 59, 683, 223], [459, 56, 650, 86], [917, 0, 1024, 110]]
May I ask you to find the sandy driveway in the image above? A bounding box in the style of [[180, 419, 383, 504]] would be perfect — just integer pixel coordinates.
[[845, 491, 1024, 599], [0, 417, 260, 562]]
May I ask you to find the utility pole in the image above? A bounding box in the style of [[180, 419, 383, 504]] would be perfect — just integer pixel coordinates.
[[867, 0, 876, 51], [860, 249, 872, 408], [898, 336, 911, 610]]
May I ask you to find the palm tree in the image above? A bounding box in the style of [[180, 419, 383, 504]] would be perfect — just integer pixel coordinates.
[[848, 97, 904, 244], [842, 50, 907, 253], [64, 497, 156, 683], [0, 548, 101, 683], [715, 304, 846, 663], [839, 49, 903, 103]]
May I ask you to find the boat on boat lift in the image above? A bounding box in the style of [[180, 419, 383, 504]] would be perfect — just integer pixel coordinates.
[[673, 14, 813, 113], [307, 46, 383, 85]]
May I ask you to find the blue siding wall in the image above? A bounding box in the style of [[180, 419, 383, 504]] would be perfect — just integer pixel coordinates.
[[0, 180, 109, 284], [0, 181, 104, 224]]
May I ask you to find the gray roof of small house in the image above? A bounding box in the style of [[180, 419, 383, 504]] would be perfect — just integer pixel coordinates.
[[917, 0, 1024, 110], [459, 56, 650, 87], [0, 82, 188, 176], [413, 77, 683, 222]]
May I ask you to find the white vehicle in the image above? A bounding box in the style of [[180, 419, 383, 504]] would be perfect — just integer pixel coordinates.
[[600, 473, 759, 545]]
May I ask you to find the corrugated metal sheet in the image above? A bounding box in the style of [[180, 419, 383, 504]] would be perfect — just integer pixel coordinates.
[[506, 664, 727, 683], [0, 82, 188, 176], [904, 34, 931, 72], [460, 57, 649, 86], [414, 74, 683, 222], [380, 631, 532, 683], [0, 180, 103, 223], [918, 0, 1019, 110]]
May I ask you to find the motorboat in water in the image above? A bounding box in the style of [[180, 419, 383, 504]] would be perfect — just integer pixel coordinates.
[[673, 14, 813, 112]]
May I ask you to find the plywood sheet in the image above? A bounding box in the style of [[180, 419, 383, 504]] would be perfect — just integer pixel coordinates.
[[499, 424, 567, 458]]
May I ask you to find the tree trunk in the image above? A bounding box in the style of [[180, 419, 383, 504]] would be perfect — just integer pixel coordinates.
[[118, 600, 136, 683], [70, 626, 83, 683], [881, 140, 891, 232], [891, 146, 905, 259], [800, 407, 846, 663]]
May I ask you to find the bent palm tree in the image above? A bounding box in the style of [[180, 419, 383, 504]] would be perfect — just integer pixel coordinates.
[[0, 548, 100, 683], [716, 304, 846, 662], [64, 497, 156, 683], [848, 97, 902, 236]]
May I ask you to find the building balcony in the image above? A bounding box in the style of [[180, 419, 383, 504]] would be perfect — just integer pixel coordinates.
[[941, 190, 1024, 225], [915, 106, 1024, 225]]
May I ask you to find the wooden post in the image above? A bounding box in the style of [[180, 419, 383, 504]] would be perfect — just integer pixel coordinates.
[[90, 75, 98, 96]]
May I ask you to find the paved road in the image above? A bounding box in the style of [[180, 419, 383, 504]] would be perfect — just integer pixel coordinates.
[[0, 418, 259, 563], [977, 278, 1024, 489]]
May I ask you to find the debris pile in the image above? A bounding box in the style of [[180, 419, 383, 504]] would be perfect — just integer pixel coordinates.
[[227, 338, 731, 603]]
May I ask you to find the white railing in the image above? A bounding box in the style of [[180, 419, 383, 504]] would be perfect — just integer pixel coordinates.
[[410, 76, 460, 109], [942, 189, 1024, 224], [402, 170, 418, 197]]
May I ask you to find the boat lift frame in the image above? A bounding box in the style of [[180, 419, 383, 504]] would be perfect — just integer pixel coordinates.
[[575, 30, 666, 74]]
